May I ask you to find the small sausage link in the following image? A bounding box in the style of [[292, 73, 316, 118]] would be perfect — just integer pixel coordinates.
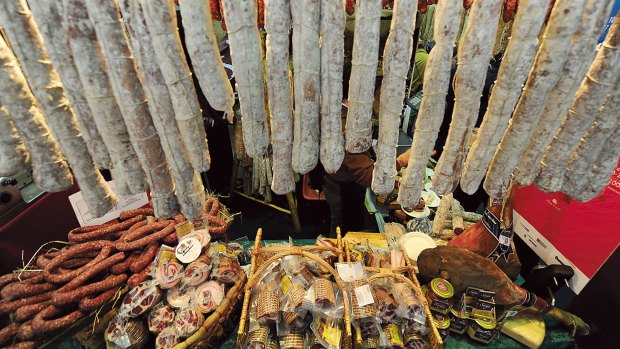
[[51, 273, 127, 306], [1, 282, 55, 301], [78, 287, 119, 312], [58, 252, 125, 292], [15, 302, 49, 322], [116, 222, 175, 251], [31, 305, 85, 335], [16, 322, 35, 341], [161, 231, 177, 245], [0, 322, 20, 346], [129, 243, 158, 274], [127, 264, 151, 288], [44, 244, 113, 284], [68, 216, 144, 243], [119, 207, 153, 221], [0, 291, 53, 315], [0, 272, 42, 289]]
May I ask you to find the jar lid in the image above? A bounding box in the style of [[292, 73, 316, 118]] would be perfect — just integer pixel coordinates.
[[432, 314, 451, 329], [474, 318, 496, 330], [430, 278, 454, 298]]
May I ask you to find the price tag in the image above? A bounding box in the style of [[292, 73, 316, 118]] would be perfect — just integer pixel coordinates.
[[354, 284, 375, 307], [175, 237, 202, 263], [335, 263, 354, 282]]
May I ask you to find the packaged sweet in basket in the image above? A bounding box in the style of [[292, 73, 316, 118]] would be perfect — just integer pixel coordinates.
[[193, 280, 225, 313], [403, 330, 429, 349], [361, 336, 380, 349], [119, 281, 162, 318], [147, 303, 176, 334], [375, 287, 398, 322], [313, 278, 336, 310], [247, 326, 271, 349], [105, 316, 148, 349], [281, 329, 306, 349], [380, 323, 405, 349], [155, 326, 182, 349], [391, 283, 424, 321], [153, 246, 183, 289], [212, 254, 242, 284], [173, 307, 205, 337], [349, 278, 380, 336], [316, 235, 338, 265], [281, 281, 308, 327], [310, 316, 343, 349], [257, 282, 281, 326], [182, 254, 212, 287]]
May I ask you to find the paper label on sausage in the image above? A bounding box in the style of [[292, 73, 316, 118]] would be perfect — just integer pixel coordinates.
[[175, 238, 202, 264], [354, 284, 375, 306], [69, 180, 148, 226]]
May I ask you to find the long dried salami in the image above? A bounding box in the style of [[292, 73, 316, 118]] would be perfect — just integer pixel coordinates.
[[178, 0, 235, 119], [84, 0, 179, 218], [264, 0, 295, 194], [344, 0, 382, 153], [28, 0, 111, 170], [0, 105, 29, 176], [65, 0, 146, 196], [120, 0, 205, 221], [319, 0, 345, 174], [221, 0, 270, 159], [140, 0, 212, 172], [0, 37, 72, 192], [562, 85, 620, 200], [484, 0, 588, 198], [0, 0, 117, 217], [460, 0, 550, 194], [514, 0, 614, 186], [534, 18, 620, 193], [575, 124, 620, 202], [431, 0, 502, 195], [398, 0, 461, 208], [372, 0, 418, 195], [291, 0, 320, 173]]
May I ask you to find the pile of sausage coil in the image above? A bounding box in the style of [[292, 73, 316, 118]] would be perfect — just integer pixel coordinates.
[[0, 198, 229, 349]]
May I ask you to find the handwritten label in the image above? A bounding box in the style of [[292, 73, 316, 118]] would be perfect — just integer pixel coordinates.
[[175, 238, 202, 264], [355, 284, 375, 307]]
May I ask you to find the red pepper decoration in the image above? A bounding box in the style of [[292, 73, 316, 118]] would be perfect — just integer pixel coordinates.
[[503, 0, 518, 22], [346, 0, 355, 15], [210, 0, 221, 21], [257, 0, 265, 28], [419, 0, 428, 14], [463, 0, 474, 10]]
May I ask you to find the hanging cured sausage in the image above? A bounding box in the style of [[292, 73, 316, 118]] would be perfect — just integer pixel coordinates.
[[0, 0, 117, 217], [0, 105, 29, 177]]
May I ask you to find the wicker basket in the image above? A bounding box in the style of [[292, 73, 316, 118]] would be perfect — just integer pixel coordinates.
[[344, 242, 443, 349], [237, 228, 352, 349], [172, 259, 247, 348]]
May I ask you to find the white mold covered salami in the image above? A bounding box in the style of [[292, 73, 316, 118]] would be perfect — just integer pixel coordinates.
[[179, 0, 235, 119], [291, 0, 321, 173], [345, 0, 382, 153], [120, 0, 206, 221], [221, 0, 270, 159], [535, 18, 620, 193], [0, 0, 117, 217], [0, 105, 29, 176], [140, 0, 212, 173], [372, 0, 419, 195], [431, 0, 502, 195], [265, 0, 296, 194], [319, 0, 345, 174], [0, 33, 72, 194], [65, 0, 146, 196], [514, 0, 614, 187], [85, 0, 179, 217], [562, 84, 620, 200], [484, 0, 588, 198], [460, 0, 550, 194], [28, 0, 112, 170], [398, 0, 461, 208]]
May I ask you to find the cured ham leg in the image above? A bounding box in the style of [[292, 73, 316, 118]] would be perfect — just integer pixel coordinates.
[[484, 0, 588, 198], [65, 0, 146, 196], [535, 18, 620, 193], [344, 0, 382, 153], [398, 0, 461, 208], [0, 105, 29, 176], [221, 0, 270, 159], [432, 0, 502, 195], [140, 0, 212, 172], [0, 36, 72, 192], [0, 0, 117, 217], [514, 0, 614, 187], [291, 0, 320, 173], [28, 0, 112, 170], [372, 0, 418, 195], [265, 0, 295, 194], [418, 246, 590, 335], [319, 0, 345, 174], [562, 83, 620, 201], [460, 0, 550, 194], [120, 0, 206, 221], [178, 0, 235, 120], [85, 0, 179, 218]]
